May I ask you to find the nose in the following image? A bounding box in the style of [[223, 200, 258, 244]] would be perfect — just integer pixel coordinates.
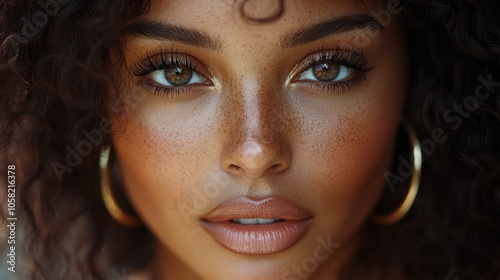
[[220, 87, 292, 178], [222, 137, 290, 178]]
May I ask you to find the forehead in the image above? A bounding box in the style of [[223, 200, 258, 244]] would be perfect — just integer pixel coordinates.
[[143, 0, 384, 35]]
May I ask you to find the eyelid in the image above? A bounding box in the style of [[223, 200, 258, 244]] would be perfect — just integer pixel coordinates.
[[130, 50, 214, 82]]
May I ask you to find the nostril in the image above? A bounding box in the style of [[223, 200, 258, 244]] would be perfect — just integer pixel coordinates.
[[228, 164, 241, 172]]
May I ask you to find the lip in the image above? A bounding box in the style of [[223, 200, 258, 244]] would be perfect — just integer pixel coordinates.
[[201, 196, 313, 255]]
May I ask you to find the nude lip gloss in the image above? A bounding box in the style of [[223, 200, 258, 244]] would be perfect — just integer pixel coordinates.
[[201, 196, 312, 255]]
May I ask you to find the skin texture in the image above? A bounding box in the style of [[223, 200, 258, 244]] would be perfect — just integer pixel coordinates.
[[112, 0, 408, 279]]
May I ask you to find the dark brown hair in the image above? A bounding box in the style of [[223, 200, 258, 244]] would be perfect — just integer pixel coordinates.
[[0, 0, 499, 279]]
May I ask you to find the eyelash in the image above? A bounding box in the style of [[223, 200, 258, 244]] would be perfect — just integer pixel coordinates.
[[293, 48, 373, 92], [131, 48, 373, 97], [131, 50, 209, 97]]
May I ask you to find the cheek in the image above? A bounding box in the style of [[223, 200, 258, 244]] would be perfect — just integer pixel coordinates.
[[311, 114, 396, 205], [309, 41, 406, 238], [111, 102, 217, 235], [293, 70, 405, 239]]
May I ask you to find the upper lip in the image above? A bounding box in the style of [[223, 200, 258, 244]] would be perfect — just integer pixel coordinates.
[[202, 196, 312, 222]]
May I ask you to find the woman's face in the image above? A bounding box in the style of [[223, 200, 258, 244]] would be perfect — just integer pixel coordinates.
[[112, 0, 407, 279]]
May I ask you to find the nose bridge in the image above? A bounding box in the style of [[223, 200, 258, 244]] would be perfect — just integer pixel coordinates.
[[240, 79, 277, 140], [220, 77, 290, 178]]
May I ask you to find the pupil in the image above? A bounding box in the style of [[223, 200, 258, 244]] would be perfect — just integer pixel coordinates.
[[165, 66, 193, 86], [313, 62, 340, 81]]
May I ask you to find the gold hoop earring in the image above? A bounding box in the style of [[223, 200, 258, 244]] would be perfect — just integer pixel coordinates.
[[100, 147, 141, 227], [372, 122, 422, 225]]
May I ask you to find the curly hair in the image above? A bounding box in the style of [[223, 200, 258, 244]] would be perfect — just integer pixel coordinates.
[[0, 0, 499, 279]]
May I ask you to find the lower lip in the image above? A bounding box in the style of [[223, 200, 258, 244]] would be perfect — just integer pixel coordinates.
[[201, 219, 312, 255]]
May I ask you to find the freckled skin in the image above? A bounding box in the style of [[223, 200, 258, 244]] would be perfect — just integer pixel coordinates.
[[112, 0, 407, 279]]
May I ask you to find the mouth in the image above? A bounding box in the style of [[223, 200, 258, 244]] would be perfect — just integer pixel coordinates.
[[201, 196, 313, 255]]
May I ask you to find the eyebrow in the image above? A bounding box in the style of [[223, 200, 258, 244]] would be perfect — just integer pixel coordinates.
[[125, 20, 223, 51], [125, 14, 382, 52], [281, 14, 384, 49]]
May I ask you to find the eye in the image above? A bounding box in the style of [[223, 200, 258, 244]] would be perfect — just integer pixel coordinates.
[[150, 65, 206, 87], [290, 49, 373, 93], [131, 51, 213, 97], [297, 61, 351, 82]]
